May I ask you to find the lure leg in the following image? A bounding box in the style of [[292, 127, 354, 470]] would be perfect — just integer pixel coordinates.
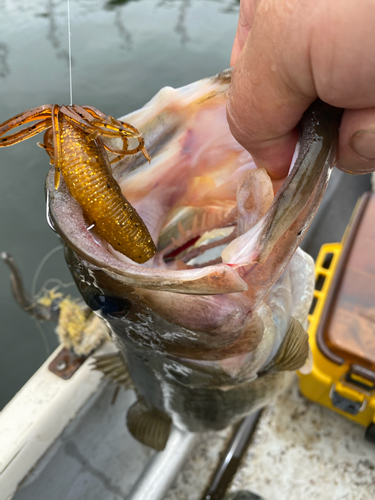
[[37, 128, 55, 164], [61, 109, 147, 160], [78, 105, 143, 140], [71, 105, 151, 161], [62, 105, 134, 140], [103, 136, 149, 160], [59, 106, 101, 136], [51, 105, 63, 188], [0, 119, 50, 147], [0, 105, 52, 137]]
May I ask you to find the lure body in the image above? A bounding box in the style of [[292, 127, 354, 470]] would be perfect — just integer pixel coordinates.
[[0, 104, 156, 264], [59, 117, 155, 263]]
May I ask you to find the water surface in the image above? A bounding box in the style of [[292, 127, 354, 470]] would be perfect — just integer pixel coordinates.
[[0, 0, 239, 408]]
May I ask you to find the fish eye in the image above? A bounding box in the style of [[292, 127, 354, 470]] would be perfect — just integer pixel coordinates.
[[85, 293, 131, 318]]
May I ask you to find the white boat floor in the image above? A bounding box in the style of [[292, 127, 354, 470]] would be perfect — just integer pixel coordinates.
[[12, 383, 154, 500], [12, 379, 232, 500], [12, 377, 375, 500], [228, 379, 375, 500]]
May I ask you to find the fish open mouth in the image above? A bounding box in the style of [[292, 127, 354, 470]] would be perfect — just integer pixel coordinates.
[[47, 70, 342, 304]]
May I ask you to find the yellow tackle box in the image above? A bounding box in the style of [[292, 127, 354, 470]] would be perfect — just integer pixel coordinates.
[[299, 191, 375, 442]]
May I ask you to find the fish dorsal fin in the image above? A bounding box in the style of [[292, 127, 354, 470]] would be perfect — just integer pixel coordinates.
[[262, 316, 309, 373], [91, 352, 133, 389], [127, 398, 172, 451]]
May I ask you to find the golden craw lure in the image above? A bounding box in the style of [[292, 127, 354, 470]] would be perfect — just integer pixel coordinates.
[[0, 104, 156, 264]]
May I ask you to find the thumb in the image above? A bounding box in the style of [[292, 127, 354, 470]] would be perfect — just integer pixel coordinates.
[[227, 2, 315, 182], [230, 1, 255, 67]]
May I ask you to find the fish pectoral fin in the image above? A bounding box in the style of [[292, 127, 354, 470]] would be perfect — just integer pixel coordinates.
[[91, 352, 134, 389], [262, 316, 309, 373], [126, 398, 172, 451]]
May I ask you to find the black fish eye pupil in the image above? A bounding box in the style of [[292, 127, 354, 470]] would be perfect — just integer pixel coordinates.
[[86, 293, 130, 317]]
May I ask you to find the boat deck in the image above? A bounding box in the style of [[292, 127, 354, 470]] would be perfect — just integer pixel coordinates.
[[12, 378, 375, 500], [3, 170, 375, 500]]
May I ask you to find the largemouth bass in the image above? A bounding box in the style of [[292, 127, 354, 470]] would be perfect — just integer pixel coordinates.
[[46, 69, 342, 450]]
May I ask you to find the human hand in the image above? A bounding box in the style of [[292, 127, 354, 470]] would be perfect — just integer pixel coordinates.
[[227, 0, 375, 191]]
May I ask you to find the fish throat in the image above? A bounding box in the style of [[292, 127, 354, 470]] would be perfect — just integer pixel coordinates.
[[162, 224, 237, 269]]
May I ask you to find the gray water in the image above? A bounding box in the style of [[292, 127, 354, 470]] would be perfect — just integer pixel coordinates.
[[0, 0, 240, 409]]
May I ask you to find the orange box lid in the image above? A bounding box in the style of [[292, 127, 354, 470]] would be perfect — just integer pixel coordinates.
[[317, 192, 375, 379]]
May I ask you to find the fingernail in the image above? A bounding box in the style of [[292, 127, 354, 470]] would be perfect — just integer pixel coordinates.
[[350, 130, 375, 160]]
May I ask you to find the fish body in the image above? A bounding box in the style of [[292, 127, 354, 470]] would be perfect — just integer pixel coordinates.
[[47, 70, 342, 442]]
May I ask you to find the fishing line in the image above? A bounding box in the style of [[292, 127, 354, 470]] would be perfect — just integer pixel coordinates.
[[37, 278, 76, 298], [67, 0, 73, 105], [31, 244, 66, 297]]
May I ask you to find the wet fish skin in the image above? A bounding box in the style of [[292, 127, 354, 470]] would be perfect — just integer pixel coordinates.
[[48, 70, 341, 436]]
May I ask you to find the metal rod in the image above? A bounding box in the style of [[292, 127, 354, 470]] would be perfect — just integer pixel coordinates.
[[126, 427, 197, 500], [202, 409, 263, 500]]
